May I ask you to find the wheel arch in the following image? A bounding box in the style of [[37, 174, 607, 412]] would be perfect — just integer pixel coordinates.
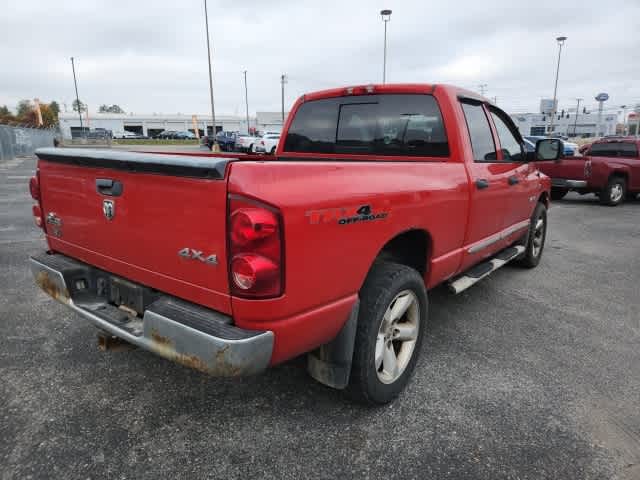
[[538, 191, 550, 207], [609, 169, 629, 182], [372, 228, 432, 278]]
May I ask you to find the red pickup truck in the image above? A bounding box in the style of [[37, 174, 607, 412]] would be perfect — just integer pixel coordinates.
[[539, 137, 640, 205], [29, 84, 560, 404]]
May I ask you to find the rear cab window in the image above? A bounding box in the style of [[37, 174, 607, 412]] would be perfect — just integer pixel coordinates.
[[590, 142, 639, 158], [283, 94, 449, 158]]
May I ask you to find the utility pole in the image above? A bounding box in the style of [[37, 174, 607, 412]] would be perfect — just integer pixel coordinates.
[[548, 36, 567, 135], [280, 74, 287, 123], [478, 84, 487, 96], [203, 0, 219, 151], [620, 105, 627, 136], [572, 98, 582, 137], [243, 70, 250, 135], [70, 57, 83, 132]]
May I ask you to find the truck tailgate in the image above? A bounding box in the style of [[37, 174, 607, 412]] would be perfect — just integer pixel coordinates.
[[35, 148, 233, 314]]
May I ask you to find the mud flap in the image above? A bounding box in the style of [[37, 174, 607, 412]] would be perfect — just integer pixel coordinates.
[[307, 299, 359, 390]]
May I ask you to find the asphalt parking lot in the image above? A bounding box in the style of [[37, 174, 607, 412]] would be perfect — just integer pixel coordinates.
[[1, 155, 639, 480]]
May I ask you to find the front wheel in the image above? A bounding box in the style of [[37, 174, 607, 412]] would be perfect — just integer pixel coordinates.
[[347, 261, 427, 405], [516, 202, 547, 268]]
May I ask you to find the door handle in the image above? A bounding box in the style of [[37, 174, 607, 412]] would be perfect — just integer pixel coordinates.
[[96, 178, 123, 196], [475, 179, 489, 190], [508, 175, 519, 186]]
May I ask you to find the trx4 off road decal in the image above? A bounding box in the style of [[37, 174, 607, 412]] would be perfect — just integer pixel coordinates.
[[305, 204, 389, 225]]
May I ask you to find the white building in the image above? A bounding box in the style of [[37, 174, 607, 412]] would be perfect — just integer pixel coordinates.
[[58, 111, 289, 139], [510, 111, 617, 138]]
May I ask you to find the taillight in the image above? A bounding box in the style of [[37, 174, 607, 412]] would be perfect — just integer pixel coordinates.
[[30, 172, 45, 230], [32, 204, 43, 228], [228, 195, 283, 298], [584, 159, 592, 178], [29, 175, 40, 200]]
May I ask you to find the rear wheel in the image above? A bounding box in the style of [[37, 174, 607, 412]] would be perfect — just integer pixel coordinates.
[[270, 146, 276, 155], [551, 187, 569, 201], [516, 202, 547, 268], [347, 261, 427, 405], [600, 176, 626, 206]]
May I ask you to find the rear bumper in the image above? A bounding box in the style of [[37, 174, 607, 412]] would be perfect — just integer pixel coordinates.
[[551, 178, 588, 189], [30, 253, 273, 376]]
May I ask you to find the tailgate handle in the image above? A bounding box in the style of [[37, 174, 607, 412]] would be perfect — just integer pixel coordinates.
[[96, 178, 123, 196]]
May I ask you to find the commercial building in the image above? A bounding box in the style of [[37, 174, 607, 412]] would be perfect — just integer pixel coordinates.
[[58, 111, 288, 139], [511, 111, 617, 138]]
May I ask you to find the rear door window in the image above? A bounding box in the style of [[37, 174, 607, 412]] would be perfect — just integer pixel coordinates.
[[460, 102, 497, 162], [283, 94, 449, 157]]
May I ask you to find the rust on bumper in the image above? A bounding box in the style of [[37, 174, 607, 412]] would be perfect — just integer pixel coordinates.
[[30, 254, 274, 376]]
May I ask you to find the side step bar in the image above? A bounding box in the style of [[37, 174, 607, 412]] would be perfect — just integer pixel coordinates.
[[448, 245, 525, 294]]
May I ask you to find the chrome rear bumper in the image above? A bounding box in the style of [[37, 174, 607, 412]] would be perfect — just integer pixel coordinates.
[[30, 253, 273, 376], [551, 178, 588, 188]]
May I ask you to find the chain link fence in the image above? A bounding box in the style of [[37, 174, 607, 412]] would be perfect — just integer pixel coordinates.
[[0, 125, 58, 161]]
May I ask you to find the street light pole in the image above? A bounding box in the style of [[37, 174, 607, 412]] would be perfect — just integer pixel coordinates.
[[380, 9, 392, 84], [203, 0, 219, 151], [70, 57, 83, 132], [548, 36, 567, 136], [620, 105, 627, 135], [572, 98, 582, 137], [243, 70, 250, 135], [280, 74, 287, 123]]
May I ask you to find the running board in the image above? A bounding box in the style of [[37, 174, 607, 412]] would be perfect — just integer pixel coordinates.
[[448, 245, 525, 294]]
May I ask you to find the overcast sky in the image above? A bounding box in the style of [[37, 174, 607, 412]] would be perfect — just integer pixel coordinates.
[[1, 0, 639, 117]]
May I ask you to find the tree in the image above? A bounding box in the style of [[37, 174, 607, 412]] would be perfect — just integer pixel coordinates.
[[72, 99, 86, 113], [39, 104, 57, 128], [0, 105, 15, 124], [49, 101, 60, 118], [16, 99, 32, 117], [99, 104, 125, 114]]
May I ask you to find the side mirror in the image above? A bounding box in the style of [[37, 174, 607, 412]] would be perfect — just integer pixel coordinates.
[[535, 138, 564, 161]]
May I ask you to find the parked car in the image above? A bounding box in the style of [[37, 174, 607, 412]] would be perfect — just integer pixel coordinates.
[[216, 131, 237, 151], [235, 134, 258, 152], [200, 131, 235, 150], [173, 130, 196, 140], [525, 135, 576, 156], [29, 83, 561, 404], [254, 133, 280, 154], [537, 137, 640, 205], [154, 130, 177, 139]]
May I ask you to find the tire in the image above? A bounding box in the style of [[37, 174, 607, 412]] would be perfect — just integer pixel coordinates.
[[270, 146, 276, 155], [516, 202, 547, 269], [551, 187, 569, 201], [248, 144, 253, 152], [600, 176, 626, 206], [347, 261, 427, 405]]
